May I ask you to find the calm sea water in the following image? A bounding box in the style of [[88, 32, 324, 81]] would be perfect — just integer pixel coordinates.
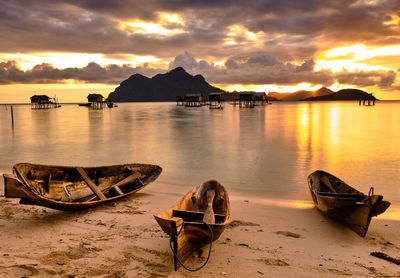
[[1, 102, 399, 217]]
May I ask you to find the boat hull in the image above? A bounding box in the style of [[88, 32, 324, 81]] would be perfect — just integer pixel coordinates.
[[154, 181, 230, 269], [308, 170, 390, 237], [3, 162, 162, 211]]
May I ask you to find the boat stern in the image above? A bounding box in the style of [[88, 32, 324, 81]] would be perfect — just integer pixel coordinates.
[[3, 173, 30, 199]]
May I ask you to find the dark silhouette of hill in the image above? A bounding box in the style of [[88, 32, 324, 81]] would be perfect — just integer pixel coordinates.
[[302, 89, 377, 101], [107, 67, 224, 102], [267, 92, 291, 100], [268, 87, 333, 101], [265, 95, 281, 101]]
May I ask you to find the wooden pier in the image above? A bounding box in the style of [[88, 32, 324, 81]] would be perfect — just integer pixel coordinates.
[[359, 99, 376, 106], [359, 93, 376, 106]]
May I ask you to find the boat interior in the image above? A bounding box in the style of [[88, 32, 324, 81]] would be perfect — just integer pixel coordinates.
[[172, 209, 226, 224], [11, 163, 159, 202], [309, 171, 365, 200]]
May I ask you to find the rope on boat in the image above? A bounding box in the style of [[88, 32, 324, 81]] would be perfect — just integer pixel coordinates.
[[367, 187, 375, 205], [169, 221, 213, 272], [368, 187, 374, 196]]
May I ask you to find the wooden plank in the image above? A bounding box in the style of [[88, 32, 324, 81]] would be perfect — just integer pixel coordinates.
[[112, 171, 142, 188], [172, 210, 225, 223], [320, 176, 337, 193], [203, 189, 215, 224], [86, 171, 143, 201], [14, 166, 31, 188], [76, 167, 106, 200], [318, 192, 365, 201]]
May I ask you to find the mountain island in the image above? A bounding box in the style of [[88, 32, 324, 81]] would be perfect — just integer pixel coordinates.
[[107, 67, 376, 102]]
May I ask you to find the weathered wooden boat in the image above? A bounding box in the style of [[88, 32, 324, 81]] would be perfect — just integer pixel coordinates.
[[154, 180, 230, 271], [2, 162, 162, 211], [308, 170, 390, 237]]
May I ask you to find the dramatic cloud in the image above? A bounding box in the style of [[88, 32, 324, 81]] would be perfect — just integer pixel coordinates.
[[335, 70, 397, 88], [2, 53, 397, 91], [0, 60, 163, 85], [0, 0, 400, 96], [0, 0, 399, 60]]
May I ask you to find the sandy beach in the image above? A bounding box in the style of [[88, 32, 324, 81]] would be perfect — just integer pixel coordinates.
[[0, 180, 399, 278]]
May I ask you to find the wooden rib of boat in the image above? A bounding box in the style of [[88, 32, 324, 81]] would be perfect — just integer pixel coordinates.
[[308, 170, 390, 237], [2, 162, 162, 211], [154, 180, 230, 270]]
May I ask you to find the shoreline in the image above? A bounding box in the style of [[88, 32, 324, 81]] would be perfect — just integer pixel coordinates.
[[0, 182, 399, 277]]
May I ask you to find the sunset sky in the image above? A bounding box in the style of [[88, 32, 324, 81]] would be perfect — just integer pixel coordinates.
[[1, 0, 400, 102]]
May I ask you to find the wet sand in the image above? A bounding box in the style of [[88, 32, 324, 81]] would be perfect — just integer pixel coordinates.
[[0, 183, 399, 277]]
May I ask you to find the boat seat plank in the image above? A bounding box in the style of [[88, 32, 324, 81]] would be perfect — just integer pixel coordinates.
[[84, 171, 143, 202], [172, 209, 225, 223], [76, 167, 106, 200], [318, 192, 365, 201], [320, 176, 337, 193]]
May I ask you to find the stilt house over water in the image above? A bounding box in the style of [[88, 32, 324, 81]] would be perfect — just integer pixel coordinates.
[[87, 94, 106, 109], [359, 93, 376, 106], [30, 95, 60, 109], [234, 92, 255, 108], [253, 92, 269, 106], [208, 92, 224, 109], [183, 94, 204, 107], [176, 96, 185, 106]]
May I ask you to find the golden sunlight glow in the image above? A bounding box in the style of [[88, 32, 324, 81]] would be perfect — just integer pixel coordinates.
[[378, 207, 400, 220], [213, 61, 225, 67], [329, 106, 339, 144], [316, 44, 400, 72], [220, 83, 322, 94], [325, 44, 366, 57], [0, 83, 116, 103], [0, 53, 160, 71], [158, 12, 184, 24], [123, 22, 175, 35], [224, 38, 237, 45], [227, 25, 258, 40], [327, 82, 350, 92], [229, 196, 314, 209], [120, 13, 185, 36], [355, 45, 400, 60], [383, 14, 400, 26], [224, 24, 263, 45], [315, 60, 382, 72], [296, 104, 311, 156]]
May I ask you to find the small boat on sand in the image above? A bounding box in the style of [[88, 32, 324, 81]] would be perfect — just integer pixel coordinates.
[[307, 170, 390, 237], [154, 180, 230, 271], [2, 162, 162, 211]]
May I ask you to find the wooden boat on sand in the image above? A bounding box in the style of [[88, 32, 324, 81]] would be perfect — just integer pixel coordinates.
[[308, 170, 390, 237], [154, 180, 230, 271], [2, 162, 162, 211]]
